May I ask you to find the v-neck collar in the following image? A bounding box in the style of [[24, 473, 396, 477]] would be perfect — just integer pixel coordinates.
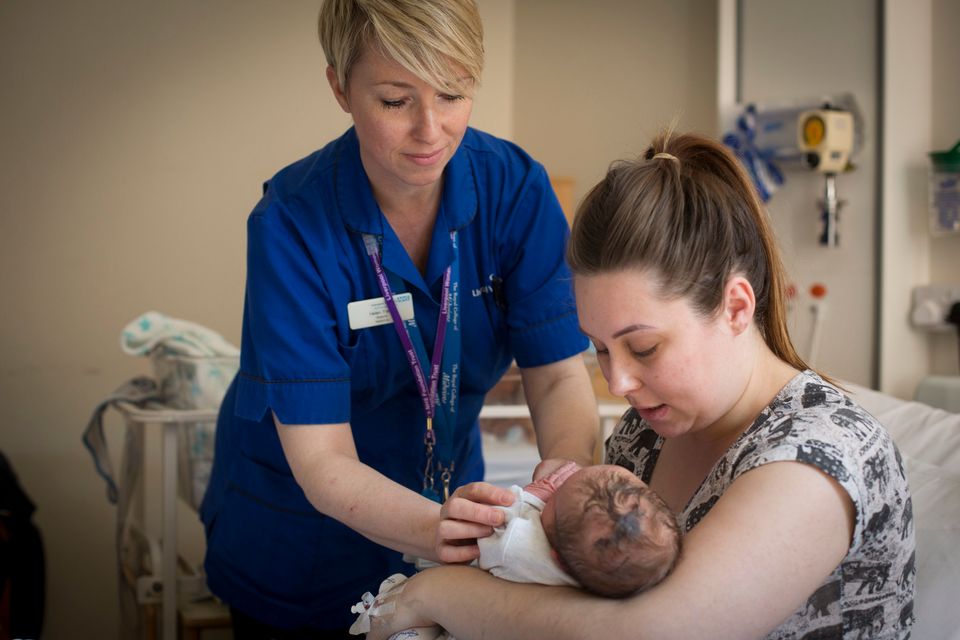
[[335, 127, 477, 295]]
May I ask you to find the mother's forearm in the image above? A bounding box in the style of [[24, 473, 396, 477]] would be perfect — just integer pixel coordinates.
[[422, 567, 622, 640]]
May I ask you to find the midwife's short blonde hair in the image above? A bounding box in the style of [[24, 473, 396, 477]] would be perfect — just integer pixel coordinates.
[[318, 0, 484, 95]]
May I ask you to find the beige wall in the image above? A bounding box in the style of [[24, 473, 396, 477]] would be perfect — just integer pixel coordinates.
[[880, 0, 933, 398], [0, 1, 513, 637], [880, 0, 960, 396], [474, 0, 516, 139], [512, 0, 718, 208], [740, 0, 879, 388], [737, 0, 960, 395]]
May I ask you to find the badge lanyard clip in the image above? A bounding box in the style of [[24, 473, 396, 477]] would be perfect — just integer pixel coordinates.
[[423, 421, 436, 499]]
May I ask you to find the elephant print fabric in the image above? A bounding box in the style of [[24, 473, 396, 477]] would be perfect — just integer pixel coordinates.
[[605, 370, 915, 639]]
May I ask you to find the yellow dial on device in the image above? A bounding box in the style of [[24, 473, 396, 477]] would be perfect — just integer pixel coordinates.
[[802, 115, 826, 147]]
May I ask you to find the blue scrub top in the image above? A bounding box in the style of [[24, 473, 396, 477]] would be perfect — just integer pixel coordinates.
[[201, 127, 587, 630]]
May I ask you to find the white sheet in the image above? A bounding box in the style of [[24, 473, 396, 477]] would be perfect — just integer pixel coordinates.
[[847, 383, 960, 639]]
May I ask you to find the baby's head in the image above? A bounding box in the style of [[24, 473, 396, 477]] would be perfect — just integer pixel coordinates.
[[540, 464, 681, 597]]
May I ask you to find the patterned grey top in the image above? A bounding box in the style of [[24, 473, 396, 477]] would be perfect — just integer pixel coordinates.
[[605, 370, 915, 639]]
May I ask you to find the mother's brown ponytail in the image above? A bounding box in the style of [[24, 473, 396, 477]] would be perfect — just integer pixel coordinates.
[[568, 131, 815, 376]]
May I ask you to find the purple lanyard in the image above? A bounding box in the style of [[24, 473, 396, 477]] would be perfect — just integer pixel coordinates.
[[362, 233, 452, 457]]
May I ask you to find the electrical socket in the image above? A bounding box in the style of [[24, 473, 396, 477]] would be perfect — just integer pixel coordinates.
[[911, 284, 960, 330]]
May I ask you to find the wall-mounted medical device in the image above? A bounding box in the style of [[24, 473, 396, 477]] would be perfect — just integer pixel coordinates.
[[798, 109, 854, 173], [723, 94, 862, 248], [797, 108, 855, 247]]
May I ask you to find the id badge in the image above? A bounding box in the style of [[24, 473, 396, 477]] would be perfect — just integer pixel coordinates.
[[347, 293, 414, 330]]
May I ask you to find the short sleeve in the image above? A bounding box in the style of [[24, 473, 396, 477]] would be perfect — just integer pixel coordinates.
[[732, 416, 867, 549], [235, 198, 352, 425], [498, 163, 588, 367]]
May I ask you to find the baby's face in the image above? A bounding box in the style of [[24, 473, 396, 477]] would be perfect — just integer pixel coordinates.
[[540, 464, 646, 547]]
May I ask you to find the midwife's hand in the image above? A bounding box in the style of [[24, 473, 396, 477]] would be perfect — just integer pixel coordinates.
[[434, 481, 515, 563]]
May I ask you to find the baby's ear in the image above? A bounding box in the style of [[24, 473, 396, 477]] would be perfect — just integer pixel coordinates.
[[550, 546, 570, 572]]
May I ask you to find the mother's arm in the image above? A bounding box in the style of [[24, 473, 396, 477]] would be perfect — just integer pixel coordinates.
[[370, 460, 855, 639]]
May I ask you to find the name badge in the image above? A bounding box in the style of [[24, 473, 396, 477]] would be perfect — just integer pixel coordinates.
[[348, 293, 415, 330]]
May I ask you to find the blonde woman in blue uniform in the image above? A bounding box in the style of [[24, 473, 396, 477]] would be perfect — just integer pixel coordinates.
[[199, 1, 599, 637]]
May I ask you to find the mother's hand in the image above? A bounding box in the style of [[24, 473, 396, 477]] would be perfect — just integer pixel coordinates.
[[365, 571, 436, 640], [434, 481, 515, 564]]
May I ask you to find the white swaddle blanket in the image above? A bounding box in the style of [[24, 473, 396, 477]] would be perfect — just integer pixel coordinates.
[[477, 485, 578, 587]]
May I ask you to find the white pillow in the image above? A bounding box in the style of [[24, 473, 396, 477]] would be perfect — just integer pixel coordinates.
[[846, 383, 960, 474], [839, 384, 960, 636], [902, 455, 960, 638]]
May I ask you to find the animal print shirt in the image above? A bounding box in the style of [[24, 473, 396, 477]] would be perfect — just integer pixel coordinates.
[[605, 370, 915, 639]]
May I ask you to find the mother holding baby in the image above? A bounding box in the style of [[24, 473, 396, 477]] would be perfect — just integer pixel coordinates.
[[367, 133, 916, 639]]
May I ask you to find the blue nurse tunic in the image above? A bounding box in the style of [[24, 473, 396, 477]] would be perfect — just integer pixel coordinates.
[[200, 126, 588, 629]]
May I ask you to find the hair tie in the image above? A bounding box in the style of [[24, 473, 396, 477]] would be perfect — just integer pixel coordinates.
[[652, 152, 679, 164]]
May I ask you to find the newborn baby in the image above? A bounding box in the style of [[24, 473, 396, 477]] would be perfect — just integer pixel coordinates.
[[481, 461, 681, 597], [350, 462, 681, 638]]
